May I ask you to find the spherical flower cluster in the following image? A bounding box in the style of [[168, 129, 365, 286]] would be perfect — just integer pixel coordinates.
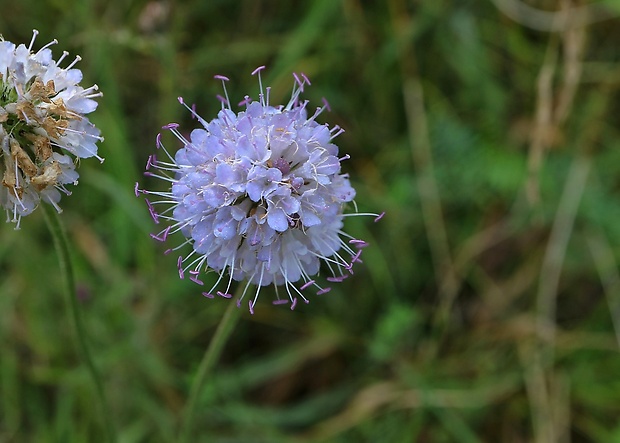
[[137, 67, 382, 312], [0, 30, 103, 228]]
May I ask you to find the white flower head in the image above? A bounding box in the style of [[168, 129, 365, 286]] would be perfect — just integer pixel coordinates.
[[0, 30, 103, 228], [138, 67, 383, 312]]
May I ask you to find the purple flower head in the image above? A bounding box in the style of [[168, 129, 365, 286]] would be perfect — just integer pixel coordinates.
[[137, 67, 383, 312], [0, 30, 104, 228]]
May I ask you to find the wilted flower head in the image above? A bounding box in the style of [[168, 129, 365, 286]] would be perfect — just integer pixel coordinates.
[[0, 30, 103, 228], [137, 67, 382, 312]]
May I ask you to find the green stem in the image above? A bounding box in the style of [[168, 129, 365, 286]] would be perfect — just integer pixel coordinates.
[[43, 205, 116, 443], [178, 292, 244, 443]]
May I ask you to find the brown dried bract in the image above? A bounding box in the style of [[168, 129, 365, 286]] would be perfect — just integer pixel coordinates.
[[2, 155, 20, 198], [31, 161, 62, 190], [10, 138, 37, 177], [25, 133, 53, 162], [42, 115, 68, 138], [27, 78, 53, 103], [15, 100, 37, 123]]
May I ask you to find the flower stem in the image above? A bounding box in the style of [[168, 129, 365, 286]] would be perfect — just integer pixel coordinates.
[[43, 205, 116, 443], [178, 294, 244, 443]]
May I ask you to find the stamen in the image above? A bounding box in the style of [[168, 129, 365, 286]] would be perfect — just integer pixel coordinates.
[[57, 50, 69, 65], [321, 97, 331, 112], [177, 256, 184, 279], [177, 97, 208, 126], [28, 29, 39, 52], [149, 225, 171, 242], [293, 72, 303, 91], [214, 74, 231, 109], [145, 199, 159, 223], [252, 66, 266, 106], [251, 66, 266, 76], [65, 55, 82, 70], [146, 154, 156, 170], [37, 39, 58, 54]]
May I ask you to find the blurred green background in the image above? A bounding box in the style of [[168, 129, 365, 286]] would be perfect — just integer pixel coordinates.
[[2, 0, 620, 441]]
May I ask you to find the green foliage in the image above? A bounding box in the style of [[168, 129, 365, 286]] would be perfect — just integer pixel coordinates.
[[2, 0, 620, 441]]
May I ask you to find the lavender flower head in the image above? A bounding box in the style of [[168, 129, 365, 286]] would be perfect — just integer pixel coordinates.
[[138, 67, 383, 312], [0, 30, 103, 228]]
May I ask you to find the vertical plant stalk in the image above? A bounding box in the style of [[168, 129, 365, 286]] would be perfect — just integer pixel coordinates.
[[402, 79, 459, 333], [178, 294, 244, 443], [587, 231, 620, 349], [43, 205, 115, 443], [536, 154, 590, 352]]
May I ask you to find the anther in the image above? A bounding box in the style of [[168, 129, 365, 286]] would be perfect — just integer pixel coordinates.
[[300, 280, 315, 290], [251, 66, 266, 76], [349, 239, 369, 248], [322, 97, 331, 112], [293, 72, 303, 90], [189, 274, 204, 285], [177, 256, 184, 279], [146, 154, 156, 170], [145, 199, 159, 223], [238, 96, 252, 107]]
